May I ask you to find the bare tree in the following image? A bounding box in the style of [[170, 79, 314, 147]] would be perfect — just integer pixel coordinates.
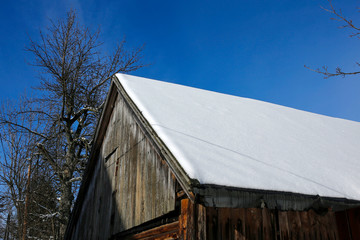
[[0, 10, 144, 237], [305, 0, 360, 78], [0, 99, 58, 239]]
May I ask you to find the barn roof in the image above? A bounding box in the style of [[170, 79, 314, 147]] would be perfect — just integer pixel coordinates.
[[115, 73, 360, 204]]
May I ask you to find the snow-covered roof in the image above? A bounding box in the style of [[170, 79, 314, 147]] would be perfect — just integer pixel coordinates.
[[115, 73, 360, 201]]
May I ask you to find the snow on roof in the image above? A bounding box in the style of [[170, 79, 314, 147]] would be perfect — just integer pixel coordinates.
[[115, 73, 360, 201]]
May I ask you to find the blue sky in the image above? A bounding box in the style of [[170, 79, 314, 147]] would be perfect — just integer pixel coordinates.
[[0, 0, 359, 121]]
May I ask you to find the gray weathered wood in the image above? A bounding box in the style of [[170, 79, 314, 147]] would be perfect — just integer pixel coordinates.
[[70, 93, 176, 239]]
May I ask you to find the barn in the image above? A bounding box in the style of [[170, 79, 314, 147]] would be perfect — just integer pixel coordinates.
[[65, 73, 360, 239]]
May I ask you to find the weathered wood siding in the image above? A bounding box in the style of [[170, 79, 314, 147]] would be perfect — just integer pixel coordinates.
[[335, 207, 360, 239], [194, 203, 340, 240], [117, 198, 356, 240], [70, 92, 176, 239]]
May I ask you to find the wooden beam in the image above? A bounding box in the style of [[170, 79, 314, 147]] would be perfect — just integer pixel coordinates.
[[124, 221, 179, 240], [179, 199, 195, 240]]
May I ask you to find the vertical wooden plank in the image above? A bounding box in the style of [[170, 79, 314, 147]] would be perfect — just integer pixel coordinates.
[[347, 207, 360, 240], [244, 208, 262, 240], [278, 211, 290, 240], [162, 159, 169, 214], [261, 208, 274, 240], [113, 97, 121, 148], [124, 147, 131, 230], [109, 153, 117, 236], [92, 158, 100, 238], [113, 157, 121, 233], [179, 199, 195, 240], [326, 210, 339, 240], [144, 142, 152, 222], [308, 210, 318, 240], [214, 208, 220, 240], [150, 147, 157, 222], [134, 128, 142, 226], [98, 159, 106, 236], [244, 209, 252, 240], [299, 211, 310, 240], [168, 167, 176, 213], [154, 147, 160, 218], [254, 208, 263, 240], [335, 210, 351, 240], [161, 159, 168, 215], [114, 99, 123, 232], [138, 131, 145, 224], [318, 210, 335, 240], [331, 211, 340, 240], [220, 208, 232, 240], [238, 208, 246, 240], [309, 210, 322, 240], [206, 207, 215, 240], [318, 211, 327, 240], [157, 158, 164, 216], [139, 137, 146, 224], [269, 210, 278, 240], [130, 125, 138, 229], [157, 152, 165, 216], [217, 208, 225, 239], [96, 154, 104, 238], [196, 204, 207, 240], [287, 211, 301, 240], [117, 155, 125, 231], [103, 154, 112, 239]]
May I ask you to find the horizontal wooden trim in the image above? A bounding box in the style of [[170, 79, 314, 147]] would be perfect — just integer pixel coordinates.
[[124, 221, 179, 240], [194, 184, 360, 211], [111, 210, 179, 239]]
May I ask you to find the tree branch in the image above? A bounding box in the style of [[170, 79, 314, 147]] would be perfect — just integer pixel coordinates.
[[306, 0, 360, 78], [1, 120, 48, 140], [305, 65, 360, 78], [36, 143, 62, 182]]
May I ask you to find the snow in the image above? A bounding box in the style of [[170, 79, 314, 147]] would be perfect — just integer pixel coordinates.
[[115, 73, 360, 201]]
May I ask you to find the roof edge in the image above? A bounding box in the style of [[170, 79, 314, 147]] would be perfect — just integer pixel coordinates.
[[113, 74, 196, 199], [194, 184, 360, 212]]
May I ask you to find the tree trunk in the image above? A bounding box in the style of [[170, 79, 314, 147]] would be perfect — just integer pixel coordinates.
[[22, 163, 31, 240], [59, 168, 73, 237], [4, 213, 11, 240]]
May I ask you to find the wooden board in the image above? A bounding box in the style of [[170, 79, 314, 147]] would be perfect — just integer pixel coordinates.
[[70, 93, 177, 239], [179, 199, 195, 240], [335, 207, 360, 240], [197, 206, 339, 240], [124, 221, 179, 240]]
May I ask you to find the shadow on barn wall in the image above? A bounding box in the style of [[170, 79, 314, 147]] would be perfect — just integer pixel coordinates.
[[68, 89, 177, 239]]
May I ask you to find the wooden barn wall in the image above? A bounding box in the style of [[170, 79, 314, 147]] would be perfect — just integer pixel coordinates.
[[194, 203, 340, 240], [69, 93, 176, 239], [120, 199, 343, 240], [335, 207, 360, 240]]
